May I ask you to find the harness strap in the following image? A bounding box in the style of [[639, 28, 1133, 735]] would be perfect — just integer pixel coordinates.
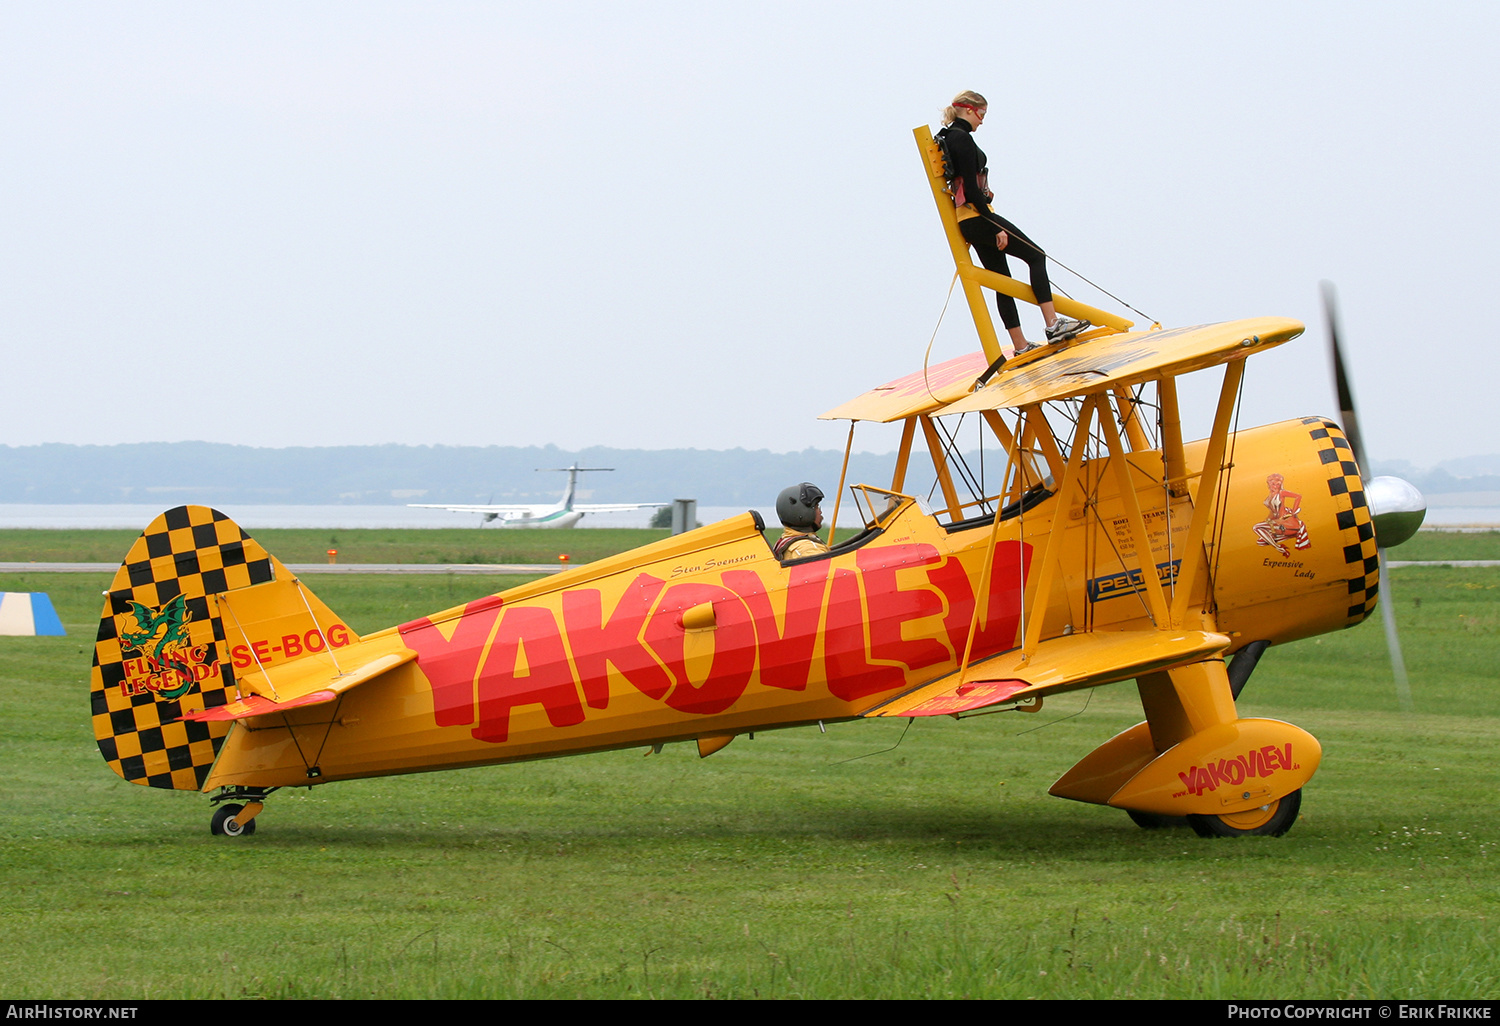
[[773, 532, 815, 559]]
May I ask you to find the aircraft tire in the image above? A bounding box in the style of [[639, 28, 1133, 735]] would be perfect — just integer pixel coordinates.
[[210, 803, 257, 838], [1126, 810, 1187, 830], [1187, 789, 1301, 838]]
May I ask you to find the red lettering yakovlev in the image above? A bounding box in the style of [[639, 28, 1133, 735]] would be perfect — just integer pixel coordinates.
[[399, 596, 505, 727], [723, 564, 829, 692], [858, 544, 949, 672], [644, 582, 756, 715], [822, 567, 907, 701], [471, 605, 583, 743], [561, 573, 672, 706], [925, 541, 1031, 662]]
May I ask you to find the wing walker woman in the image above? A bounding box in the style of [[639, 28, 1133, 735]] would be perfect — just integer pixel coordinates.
[[937, 89, 1088, 357]]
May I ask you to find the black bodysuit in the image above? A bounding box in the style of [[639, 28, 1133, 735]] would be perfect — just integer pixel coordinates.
[[938, 118, 1053, 331]]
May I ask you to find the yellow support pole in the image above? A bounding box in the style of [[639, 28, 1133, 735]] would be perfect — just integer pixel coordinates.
[[1022, 395, 1098, 658], [1158, 376, 1190, 498], [1098, 397, 1172, 629], [982, 409, 1024, 506], [920, 415, 965, 521], [1112, 386, 1150, 452], [960, 265, 1133, 333], [1025, 404, 1066, 483], [914, 126, 1005, 363], [980, 409, 1015, 452], [890, 417, 917, 493], [827, 421, 856, 547], [1169, 359, 1246, 627], [960, 473, 1012, 677]]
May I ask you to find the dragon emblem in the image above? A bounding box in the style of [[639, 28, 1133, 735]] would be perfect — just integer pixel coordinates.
[[120, 595, 198, 699]]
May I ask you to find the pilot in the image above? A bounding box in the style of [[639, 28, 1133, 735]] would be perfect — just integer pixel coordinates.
[[773, 483, 830, 560], [937, 90, 1088, 357]]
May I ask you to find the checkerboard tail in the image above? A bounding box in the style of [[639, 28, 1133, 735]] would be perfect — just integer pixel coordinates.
[[87, 505, 352, 790]]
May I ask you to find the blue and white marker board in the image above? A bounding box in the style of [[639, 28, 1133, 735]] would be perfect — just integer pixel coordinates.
[[0, 592, 66, 636]]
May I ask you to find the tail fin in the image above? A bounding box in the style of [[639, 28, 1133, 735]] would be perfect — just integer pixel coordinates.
[[89, 505, 358, 790]]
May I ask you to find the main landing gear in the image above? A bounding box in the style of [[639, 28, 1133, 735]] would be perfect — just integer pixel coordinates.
[[208, 787, 277, 838], [1186, 789, 1302, 838], [1125, 789, 1303, 838]]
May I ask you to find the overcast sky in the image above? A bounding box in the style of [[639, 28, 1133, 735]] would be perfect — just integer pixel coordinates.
[[1, 2, 1494, 467]]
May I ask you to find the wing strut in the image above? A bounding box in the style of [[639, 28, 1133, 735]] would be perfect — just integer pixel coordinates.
[[1158, 376, 1191, 497], [1016, 395, 1098, 661], [889, 418, 918, 493], [919, 415, 965, 521], [1169, 359, 1246, 626], [827, 421, 856, 547], [1098, 391, 1171, 628]]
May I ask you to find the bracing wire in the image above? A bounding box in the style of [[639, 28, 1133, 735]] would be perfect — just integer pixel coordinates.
[[1013, 689, 1094, 736], [836, 716, 916, 763], [974, 211, 1160, 326], [922, 272, 962, 406]]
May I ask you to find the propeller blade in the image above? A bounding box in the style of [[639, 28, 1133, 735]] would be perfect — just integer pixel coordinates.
[[1377, 550, 1415, 712], [1321, 281, 1368, 474], [1322, 281, 1413, 712]]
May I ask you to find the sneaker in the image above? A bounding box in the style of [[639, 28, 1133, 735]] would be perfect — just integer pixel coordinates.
[[1011, 342, 1044, 358], [1046, 316, 1090, 342]]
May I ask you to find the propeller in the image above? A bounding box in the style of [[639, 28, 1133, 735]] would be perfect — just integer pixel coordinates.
[[1322, 282, 1424, 712]]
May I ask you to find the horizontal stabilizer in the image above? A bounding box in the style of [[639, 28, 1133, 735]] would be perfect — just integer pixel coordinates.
[[863, 630, 1232, 718], [178, 649, 415, 723], [179, 689, 337, 722]]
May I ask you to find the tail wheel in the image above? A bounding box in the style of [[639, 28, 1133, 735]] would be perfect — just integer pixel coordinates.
[[210, 803, 257, 838], [1187, 789, 1302, 838], [1126, 810, 1187, 830]]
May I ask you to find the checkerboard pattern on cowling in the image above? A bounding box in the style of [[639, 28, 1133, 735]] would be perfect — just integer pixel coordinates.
[[1302, 418, 1378, 626], [90, 505, 275, 790]]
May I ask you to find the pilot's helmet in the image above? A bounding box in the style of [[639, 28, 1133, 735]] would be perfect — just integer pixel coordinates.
[[777, 482, 824, 529]]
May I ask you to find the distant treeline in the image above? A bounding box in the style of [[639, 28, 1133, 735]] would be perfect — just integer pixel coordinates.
[[0, 442, 1491, 507], [0, 442, 923, 507], [1373, 461, 1500, 496]]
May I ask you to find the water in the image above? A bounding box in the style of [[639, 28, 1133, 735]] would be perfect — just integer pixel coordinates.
[[1423, 507, 1500, 526], [0, 503, 773, 530]]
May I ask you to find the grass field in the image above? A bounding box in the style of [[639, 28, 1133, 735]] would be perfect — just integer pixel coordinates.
[[0, 537, 1497, 998], [1392, 530, 1500, 561], [0, 526, 1492, 567]]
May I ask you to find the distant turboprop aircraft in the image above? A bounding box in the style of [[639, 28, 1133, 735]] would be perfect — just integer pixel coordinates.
[[408, 465, 662, 528]]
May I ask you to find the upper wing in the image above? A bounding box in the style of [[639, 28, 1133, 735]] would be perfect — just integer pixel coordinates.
[[943, 318, 1302, 413], [819, 351, 992, 423], [820, 318, 1303, 423]]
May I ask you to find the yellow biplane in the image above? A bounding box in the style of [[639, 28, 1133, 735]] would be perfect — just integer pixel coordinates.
[[87, 126, 1425, 839]]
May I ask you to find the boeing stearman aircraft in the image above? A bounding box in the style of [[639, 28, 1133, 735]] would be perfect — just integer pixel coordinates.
[[408, 465, 663, 528]]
